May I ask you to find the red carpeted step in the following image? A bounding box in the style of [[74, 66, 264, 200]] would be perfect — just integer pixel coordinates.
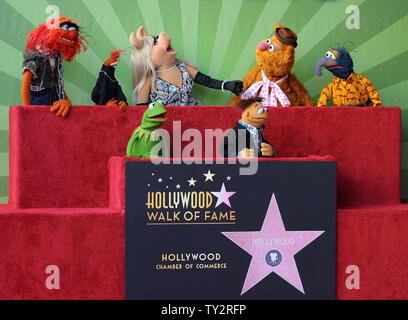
[[0, 208, 124, 300], [0, 206, 407, 299], [337, 207, 408, 299]]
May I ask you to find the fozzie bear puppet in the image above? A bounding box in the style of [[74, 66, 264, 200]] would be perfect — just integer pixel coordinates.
[[230, 24, 314, 107]]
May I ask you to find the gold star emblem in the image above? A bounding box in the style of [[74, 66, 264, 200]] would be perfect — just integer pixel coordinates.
[[187, 178, 197, 187], [203, 170, 215, 182]]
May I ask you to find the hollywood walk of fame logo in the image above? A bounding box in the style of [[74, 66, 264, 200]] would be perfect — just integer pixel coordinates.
[[146, 169, 237, 210], [222, 194, 324, 295], [144, 169, 237, 225]]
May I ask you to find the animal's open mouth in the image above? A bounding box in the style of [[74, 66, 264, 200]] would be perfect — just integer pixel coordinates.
[[61, 37, 74, 43], [60, 37, 75, 44], [326, 64, 343, 71], [167, 45, 175, 52], [150, 113, 167, 120]]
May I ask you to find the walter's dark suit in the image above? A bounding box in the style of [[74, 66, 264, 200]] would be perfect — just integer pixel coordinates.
[[221, 121, 275, 158]]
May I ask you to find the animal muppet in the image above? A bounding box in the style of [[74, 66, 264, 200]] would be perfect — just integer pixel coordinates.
[[129, 26, 243, 106], [92, 48, 128, 111], [230, 24, 314, 107], [222, 97, 275, 158], [315, 47, 381, 107], [126, 101, 168, 158], [22, 16, 88, 117]]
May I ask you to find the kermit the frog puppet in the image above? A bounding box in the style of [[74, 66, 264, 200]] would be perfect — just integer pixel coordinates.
[[126, 101, 169, 158]]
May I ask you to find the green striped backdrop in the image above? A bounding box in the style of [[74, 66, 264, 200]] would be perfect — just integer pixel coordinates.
[[0, 0, 407, 203]]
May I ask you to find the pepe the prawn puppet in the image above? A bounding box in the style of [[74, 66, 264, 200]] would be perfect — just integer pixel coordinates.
[[91, 48, 128, 111], [315, 48, 381, 107], [22, 17, 88, 117], [126, 101, 169, 158]]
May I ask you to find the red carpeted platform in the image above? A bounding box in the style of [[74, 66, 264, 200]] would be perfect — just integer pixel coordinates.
[[0, 208, 124, 300], [9, 106, 401, 208], [0, 105, 407, 300]]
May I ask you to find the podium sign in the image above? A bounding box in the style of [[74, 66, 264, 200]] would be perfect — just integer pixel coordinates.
[[125, 160, 336, 300]]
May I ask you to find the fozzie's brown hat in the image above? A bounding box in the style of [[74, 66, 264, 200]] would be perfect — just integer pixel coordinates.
[[275, 27, 298, 48]]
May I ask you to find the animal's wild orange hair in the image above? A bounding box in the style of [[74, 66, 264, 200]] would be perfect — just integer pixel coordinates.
[[25, 16, 88, 61]]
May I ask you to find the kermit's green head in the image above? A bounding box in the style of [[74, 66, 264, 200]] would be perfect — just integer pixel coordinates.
[[142, 101, 167, 130]]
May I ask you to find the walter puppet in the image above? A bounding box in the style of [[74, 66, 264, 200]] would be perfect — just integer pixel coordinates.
[[222, 97, 275, 158], [92, 48, 128, 111], [129, 26, 243, 106], [230, 24, 314, 107], [315, 48, 381, 107], [22, 17, 88, 117]]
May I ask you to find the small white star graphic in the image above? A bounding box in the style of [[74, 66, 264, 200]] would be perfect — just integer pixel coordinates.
[[188, 178, 197, 186], [203, 170, 215, 182], [152, 173, 155, 176], [226, 176, 232, 181], [170, 177, 173, 180], [166, 186, 169, 189], [176, 184, 181, 189], [158, 178, 163, 183]]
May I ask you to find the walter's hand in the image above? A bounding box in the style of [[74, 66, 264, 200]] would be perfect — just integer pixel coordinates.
[[224, 80, 244, 96], [261, 143, 274, 157], [50, 99, 72, 117], [240, 148, 255, 159]]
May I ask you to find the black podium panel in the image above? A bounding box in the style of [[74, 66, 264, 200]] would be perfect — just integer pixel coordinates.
[[125, 160, 336, 300]]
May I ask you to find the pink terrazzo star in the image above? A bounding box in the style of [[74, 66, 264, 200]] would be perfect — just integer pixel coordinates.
[[222, 194, 324, 295], [211, 183, 236, 208]]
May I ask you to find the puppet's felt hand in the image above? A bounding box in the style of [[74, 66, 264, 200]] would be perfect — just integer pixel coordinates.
[[106, 98, 127, 111], [50, 100, 72, 117], [106, 98, 119, 106], [104, 57, 117, 67], [240, 148, 255, 158], [224, 80, 244, 96], [261, 143, 274, 157], [119, 101, 128, 111]]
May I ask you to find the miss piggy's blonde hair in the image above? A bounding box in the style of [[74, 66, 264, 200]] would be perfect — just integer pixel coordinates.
[[130, 26, 197, 104], [130, 36, 156, 104]]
